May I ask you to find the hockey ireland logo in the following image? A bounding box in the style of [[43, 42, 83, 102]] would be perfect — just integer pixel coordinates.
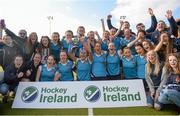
[[84, 85, 101, 102], [21, 86, 39, 103]]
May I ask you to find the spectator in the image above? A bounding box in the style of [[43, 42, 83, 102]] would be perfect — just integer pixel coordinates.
[[22, 53, 42, 82], [0, 35, 22, 69], [142, 39, 154, 52], [145, 50, 166, 110], [1, 22, 28, 58], [0, 55, 25, 101], [158, 53, 180, 109], [150, 10, 178, 45], [154, 32, 173, 63], [24, 32, 40, 61], [158, 54, 180, 110]]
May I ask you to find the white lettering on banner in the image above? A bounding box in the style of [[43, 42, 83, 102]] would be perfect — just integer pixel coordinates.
[[12, 80, 147, 109]]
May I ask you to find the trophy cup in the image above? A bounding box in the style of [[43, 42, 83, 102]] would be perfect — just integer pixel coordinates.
[[71, 38, 79, 56]]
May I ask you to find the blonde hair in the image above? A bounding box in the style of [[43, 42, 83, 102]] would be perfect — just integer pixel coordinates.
[[146, 50, 161, 76]]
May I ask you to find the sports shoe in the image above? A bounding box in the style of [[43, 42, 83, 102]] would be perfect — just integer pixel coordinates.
[[154, 103, 161, 110]]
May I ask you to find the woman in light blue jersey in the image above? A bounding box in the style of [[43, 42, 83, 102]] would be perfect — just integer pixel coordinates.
[[91, 42, 107, 80], [61, 30, 74, 53], [121, 47, 137, 79], [50, 32, 62, 63], [106, 42, 121, 80], [56, 51, 74, 81], [135, 43, 148, 91], [36, 55, 58, 82], [68, 43, 92, 81]]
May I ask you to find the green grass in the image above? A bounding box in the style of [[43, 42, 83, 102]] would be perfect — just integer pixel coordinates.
[[0, 102, 179, 115]]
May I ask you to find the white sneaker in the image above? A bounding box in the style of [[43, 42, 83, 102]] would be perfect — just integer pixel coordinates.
[[147, 103, 153, 108], [154, 103, 161, 110]]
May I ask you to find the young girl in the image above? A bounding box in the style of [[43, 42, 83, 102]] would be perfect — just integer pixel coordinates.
[[135, 43, 148, 91], [61, 30, 74, 53], [91, 42, 107, 80], [50, 32, 62, 63], [0, 55, 25, 97], [39, 36, 51, 64], [158, 53, 180, 109], [106, 42, 121, 80], [154, 32, 173, 63], [22, 53, 42, 82], [145, 50, 166, 109], [36, 55, 58, 82], [56, 51, 74, 81], [121, 47, 137, 79], [24, 32, 39, 62], [68, 43, 92, 81], [142, 39, 154, 52], [135, 43, 147, 79]]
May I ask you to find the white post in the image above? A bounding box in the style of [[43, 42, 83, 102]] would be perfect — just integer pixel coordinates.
[[47, 16, 53, 37], [88, 108, 93, 116]]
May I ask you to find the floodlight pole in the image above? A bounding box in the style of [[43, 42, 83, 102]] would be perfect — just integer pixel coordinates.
[[47, 16, 53, 37]]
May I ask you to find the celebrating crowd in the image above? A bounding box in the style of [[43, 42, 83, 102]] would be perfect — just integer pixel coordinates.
[[0, 8, 179, 110]]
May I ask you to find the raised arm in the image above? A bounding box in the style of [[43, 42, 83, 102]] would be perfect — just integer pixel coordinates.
[[146, 8, 157, 33], [114, 20, 123, 37], [166, 10, 178, 37], [83, 41, 93, 62], [154, 36, 164, 52], [101, 19, 106, 32], [107, 15, 118, 30], [127, 36, 139, 48], [68, 49, 77, 62], [94, 31, 102, 43]]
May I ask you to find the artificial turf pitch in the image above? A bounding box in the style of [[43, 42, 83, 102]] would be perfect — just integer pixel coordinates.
[[0, 102, 179, 115]]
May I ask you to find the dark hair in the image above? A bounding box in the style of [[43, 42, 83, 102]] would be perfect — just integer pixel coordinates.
[[40, 36, 51, 48], [65, 30, 74, 37], [136, 23, 144, 27], [137, 30, 146, 36], [77, 26, 85, 33], [135, 42, 146, 52]]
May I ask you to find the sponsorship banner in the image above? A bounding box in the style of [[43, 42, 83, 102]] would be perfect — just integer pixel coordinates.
[[12, 80, 147, 109]]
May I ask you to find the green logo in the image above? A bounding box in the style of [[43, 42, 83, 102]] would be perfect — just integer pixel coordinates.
[[21, 86, 38, 103], [84, 86, 101, 102]]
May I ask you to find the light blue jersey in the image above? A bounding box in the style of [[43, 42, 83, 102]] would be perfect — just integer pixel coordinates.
[[112, 37, 121, 51], [121, 36, 136, 55], [57, 60, 74, 81], [107, 53, 120, 76], [135, 55, 147, 79], [40, 64, 57, 81], [101, 41, 108, 51], [50, 42, 61, 62], [61, 38, 70, 53], [92, 53, 107, 78], [76, 58, 91, 81], [121, 55, 137, 79]]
